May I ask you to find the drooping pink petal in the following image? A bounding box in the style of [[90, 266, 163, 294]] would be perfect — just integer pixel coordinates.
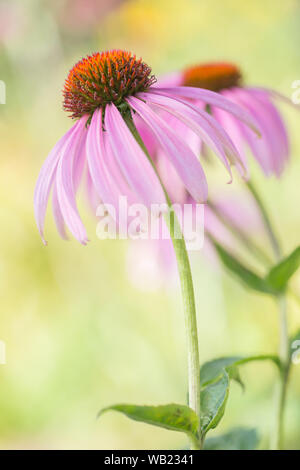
[[250, 86, 300, 111], [52, 183, 68, 240], [86, 109, 124, 222], [127, 95, 208, 203], [242, 90, 287, 176], [229, 88, 280, 176], [246, 88, 289, 163], [104, 103, 165, 206], [56, 118, 89, 244], [85, 169, 101, 213], [86, 109, 139, 228], [156, 71, 183, 88], [73, 129, 87, 191], [133, 113, 157, 156], [53, 124, 87, 239], [34, 118, 85, 244], [153, 105, 202, 155], [150, 86, 260, 134], [212, 103, 250, 179], [141, 91, 247, 180], [156, 147, 187, 204]]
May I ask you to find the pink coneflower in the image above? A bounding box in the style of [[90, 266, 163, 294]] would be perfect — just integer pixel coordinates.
[[0, 1, 25, 43], [158, 62, 292, 177], [34, 50, 257, 244], [126, 190, 265, 291], [56, 0, 124, 34]]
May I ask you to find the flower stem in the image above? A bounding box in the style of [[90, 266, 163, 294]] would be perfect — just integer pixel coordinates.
[[271, 295, 290, 450], [246, 180, 289, 450], [166, 207, 201, 449], [246, 181, 281, 260], [124, 112, 201, 449], [207, 200, 273, 266]]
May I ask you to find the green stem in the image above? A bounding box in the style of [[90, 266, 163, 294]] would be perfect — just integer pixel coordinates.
[[246, 181, 281, 260], [246, 180, 289, 450], [271, 295, 290, 450], [124, 111, 201, 449], [166, 208, 201, 441], [208, 200, 273, 266]]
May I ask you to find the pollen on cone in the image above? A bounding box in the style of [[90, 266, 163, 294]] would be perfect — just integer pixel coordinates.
[[63, 50, 156, 119], [182, 63, 242, 92]]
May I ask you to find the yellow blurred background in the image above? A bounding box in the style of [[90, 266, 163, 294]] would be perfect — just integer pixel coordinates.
[[0, 0, 299, 449]]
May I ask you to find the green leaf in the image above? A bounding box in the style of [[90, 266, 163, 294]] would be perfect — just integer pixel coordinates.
[[201, 356, 243, 387], [98, 403, 199, 439], [266, 246, 300, 292], [204, 427, 259, 450], [200, 371, 229, 436], [200, 354, 280, 387], [199, 355, 280, 437], [213, 241, 276, 295]]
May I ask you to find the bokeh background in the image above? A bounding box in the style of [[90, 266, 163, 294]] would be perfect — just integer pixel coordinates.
[[0, 0, 299, 450]]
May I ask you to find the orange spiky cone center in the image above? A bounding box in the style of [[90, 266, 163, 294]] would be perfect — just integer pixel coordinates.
[[63, 50, 156, 119], [182, 63, 242, 92]]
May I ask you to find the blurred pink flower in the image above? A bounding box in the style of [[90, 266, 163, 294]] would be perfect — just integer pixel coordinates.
[[157, 62, 295, 178], [34, 50, 257, 244], [126, 191, 265, 291], [57, 0, 125, 33], [0, 1, 25, 43]]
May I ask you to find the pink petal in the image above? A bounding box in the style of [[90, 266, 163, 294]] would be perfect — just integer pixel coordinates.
[[230, 88, 279, 176], [52, 183, 68, 240], [34, 118, 85, 244], [250, 86, 300, 111], [73, 129, 87, 191], [86, 109, 139, 227], [149, 86, 260, 135], [127, 96, 208, 202], [212, 104, 250, 179], [246, 88, 289, 161], [85, 170, 101, 213], [56, 119, 89, 245], [86, 109, 123, 220], [104, 104, 165, 206], [141, 91, 242, 180], [156, 71, 183, 87], [156, 147, 187, 204]]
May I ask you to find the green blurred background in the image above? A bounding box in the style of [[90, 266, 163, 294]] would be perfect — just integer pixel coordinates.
[[0, 0, 299, 450]]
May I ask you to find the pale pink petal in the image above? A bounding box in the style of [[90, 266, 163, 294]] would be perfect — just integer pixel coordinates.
[[34, 118, 85, 244], [127, 95, 208, 202], [86, 109, 139, 227], [153, 106, 202, 156], [86, 109, 124, 222], [156, 71, 183, 88], [52, 183, 68, 240], [85, 169, 100, 213], [156, 147, 187, 204], [212, 103, 250, 179], [56, 118, 89, 244], [73, 129, 87, 191], [104, 103, 165, 206], [250, 86, 300, 111], [246, 88, 289, 163], [141, 91, 238, 180], [229, 88, 278, 175], [150, 86, 260, 134], [133, 114, 157, 156]]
